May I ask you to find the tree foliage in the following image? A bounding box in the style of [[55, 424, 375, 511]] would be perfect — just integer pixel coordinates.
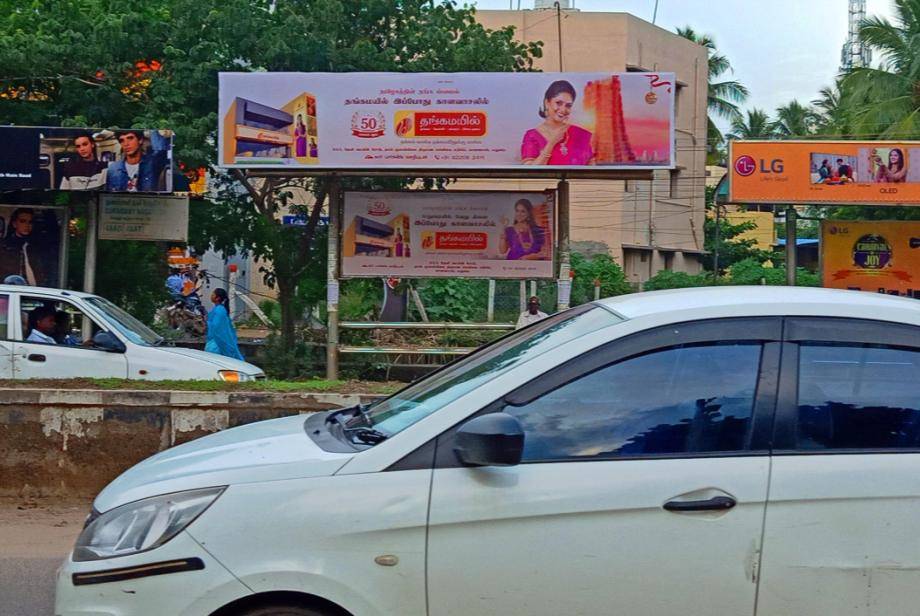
[[0, 0, 542, 347]]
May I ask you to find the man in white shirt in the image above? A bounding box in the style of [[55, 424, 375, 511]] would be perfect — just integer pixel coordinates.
[[26, 305, 57, 344], [516, 295, 549, 329]]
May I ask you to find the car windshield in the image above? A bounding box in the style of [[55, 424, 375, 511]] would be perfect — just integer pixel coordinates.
[[85, 296, 163, 347], [366, 305, 622, 437]]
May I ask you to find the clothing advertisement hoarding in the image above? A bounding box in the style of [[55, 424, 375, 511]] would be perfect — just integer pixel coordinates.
[[731, 140, 920, 204], [822, 220, 920, 297], [99, 194, 189, 242], [342, 191, 555, 279], [0, 206, 64, 287], [218, 72, 675, 170], [0, 127, 174, 193]]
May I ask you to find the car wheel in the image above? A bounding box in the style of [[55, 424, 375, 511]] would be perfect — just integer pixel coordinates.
[[237, 604, 330, 616]]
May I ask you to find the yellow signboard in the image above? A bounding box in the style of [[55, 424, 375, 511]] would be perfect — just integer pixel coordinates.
[[821, 220, 920, 297]]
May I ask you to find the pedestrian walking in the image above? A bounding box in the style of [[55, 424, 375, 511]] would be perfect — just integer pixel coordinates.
[[205, 288, 244, 361]]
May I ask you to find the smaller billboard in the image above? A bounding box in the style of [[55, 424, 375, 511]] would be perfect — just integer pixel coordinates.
[[342, 191, 555, 279], [822, 220, 920, 297], [99, 194, 189, 242], [0, 205, 65, 287], [731, 140, 920, 205], [0, 127, 174, 193]]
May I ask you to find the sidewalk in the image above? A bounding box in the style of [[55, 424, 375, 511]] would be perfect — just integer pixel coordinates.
[[0, 498, 90, 615]]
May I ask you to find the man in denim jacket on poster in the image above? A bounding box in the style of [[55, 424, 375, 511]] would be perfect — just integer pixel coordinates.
[[106, 129, 171, 192]]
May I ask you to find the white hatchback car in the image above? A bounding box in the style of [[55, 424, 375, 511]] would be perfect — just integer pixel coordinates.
[[56, 287, 920, 615], [0, 284, 263, 381]]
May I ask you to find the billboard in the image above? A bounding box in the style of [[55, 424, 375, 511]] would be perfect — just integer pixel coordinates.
[[0, 206, 65, 287], [0, 127, 174, 193], [821, 220, 920, 297], [219, 72, 675, 170], [730, 140, 920, 204], [342, 191, 555, 279], [99, 194, 189, 242]]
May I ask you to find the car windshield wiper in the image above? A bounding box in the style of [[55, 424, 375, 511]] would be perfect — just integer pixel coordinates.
[[343, 426, 388, 446]]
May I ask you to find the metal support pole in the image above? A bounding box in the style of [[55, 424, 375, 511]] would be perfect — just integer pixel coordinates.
[[529, 280, 536, 299], [59, 205, 70, 288], [83, 196, 98, 294], [82, 197, 98, 340], [786, 206, 797, 286], [326, 177, 341, 381], [519, 280, 526, 313], [557, 179, 571, 311], [713, 203, 721, 278], [487, 279, 495, 323]]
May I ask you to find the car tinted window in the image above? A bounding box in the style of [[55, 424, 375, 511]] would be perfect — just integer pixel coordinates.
[[797, 344, 920, 450], [502, 343, 762, 461]]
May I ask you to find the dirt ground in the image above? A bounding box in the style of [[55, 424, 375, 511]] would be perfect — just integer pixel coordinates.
[[0, 497, 91, 559]]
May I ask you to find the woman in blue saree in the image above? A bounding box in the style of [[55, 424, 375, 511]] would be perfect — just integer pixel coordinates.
[[205, 288, 244, 361]]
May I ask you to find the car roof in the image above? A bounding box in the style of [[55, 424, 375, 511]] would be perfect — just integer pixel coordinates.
[[597, 286, 920, 325], [0, 284, 95, 299]]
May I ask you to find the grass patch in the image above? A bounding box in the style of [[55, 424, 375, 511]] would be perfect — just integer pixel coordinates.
[[0, 378, 401, 394]]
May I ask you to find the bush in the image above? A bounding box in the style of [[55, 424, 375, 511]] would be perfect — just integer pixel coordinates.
[[570, 253, 632, 305], [416, 279, 488, 322], [727, 258, 820, 287], [256, 332, 323, 380], [643, 270, 713, 291]]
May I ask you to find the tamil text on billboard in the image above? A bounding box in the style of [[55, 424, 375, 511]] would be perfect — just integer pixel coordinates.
[[219, 72, 675, 170], [342, 191, 554, 278], [731, 141, 920, 205], [0, 127, 174, 193], [822, 220, 920, 297]]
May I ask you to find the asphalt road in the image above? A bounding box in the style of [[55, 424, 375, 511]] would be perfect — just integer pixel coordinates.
[[0, 499, 89, 616]]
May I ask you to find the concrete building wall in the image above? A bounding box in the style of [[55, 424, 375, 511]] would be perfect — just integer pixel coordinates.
[[472, 9, 709, 285]]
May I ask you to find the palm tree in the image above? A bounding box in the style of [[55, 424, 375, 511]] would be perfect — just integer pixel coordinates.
[[676, 26, 749, 155], [728, 108, 775, 140], [839, 0, 920, 139], [773, 100, 820, 137], [812, 84, 842, 130]]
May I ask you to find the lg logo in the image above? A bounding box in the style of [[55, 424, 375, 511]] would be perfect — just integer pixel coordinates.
[[734, 155, 756, 176], [734, 155, 784, 176]]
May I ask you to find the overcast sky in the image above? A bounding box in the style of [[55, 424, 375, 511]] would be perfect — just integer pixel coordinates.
[[472, 0, 897, 129]]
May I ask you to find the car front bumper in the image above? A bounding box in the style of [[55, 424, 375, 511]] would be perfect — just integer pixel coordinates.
[[54, 530, 250, 616]]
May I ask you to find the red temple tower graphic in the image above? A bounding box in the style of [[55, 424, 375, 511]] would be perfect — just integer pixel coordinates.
[[585, 76, 636, 164]]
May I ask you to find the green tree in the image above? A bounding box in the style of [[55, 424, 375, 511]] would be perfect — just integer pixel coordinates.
[[676, 27, 749, 161], [0, 0, 542, 349], [703, 187, 770, 274], [812, 83, 844, 133], [773, 100, 820, 137], [569, 253, 631, 305], [728, 108, 776, 140], [839, 0, 920, 139]]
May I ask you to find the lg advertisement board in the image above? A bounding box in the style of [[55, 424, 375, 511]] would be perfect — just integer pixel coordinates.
[[218, 72, 676, 171], [0, 127, 174, 193], [730, 140, 920, 205]]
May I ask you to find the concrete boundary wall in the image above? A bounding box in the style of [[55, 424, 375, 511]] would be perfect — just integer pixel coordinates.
[[0, 389, 381, 497]]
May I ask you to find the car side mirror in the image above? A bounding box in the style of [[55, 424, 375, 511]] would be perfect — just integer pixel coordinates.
[[454, 413, 525, 467], [93, 331, 126, 353]]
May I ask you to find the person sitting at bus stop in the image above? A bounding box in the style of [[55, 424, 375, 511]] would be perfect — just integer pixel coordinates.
[[26, 305, 58, 344], [516, 296, 548, 330]]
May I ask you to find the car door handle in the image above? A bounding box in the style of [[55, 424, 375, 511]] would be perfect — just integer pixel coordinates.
[[663, 495, 736, 512], [27, 354, 46, 363]]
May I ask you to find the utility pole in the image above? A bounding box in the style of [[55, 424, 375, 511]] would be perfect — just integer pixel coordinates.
[[713, 204, 721, 278], [555, 1, 563, 71]]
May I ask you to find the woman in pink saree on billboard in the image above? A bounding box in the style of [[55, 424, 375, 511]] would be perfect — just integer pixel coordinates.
[[500, 199, 545, 260], [521, 80, 595, 166], [874, 148, 908, 183]]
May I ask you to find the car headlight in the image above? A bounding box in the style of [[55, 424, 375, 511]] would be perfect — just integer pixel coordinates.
[[73, 487, 225, 562], [218, 370, 248, 382]]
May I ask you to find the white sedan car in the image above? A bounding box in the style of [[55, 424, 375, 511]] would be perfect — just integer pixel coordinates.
[[0, 284, 263, 381], [56, 287, 920, 615]]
